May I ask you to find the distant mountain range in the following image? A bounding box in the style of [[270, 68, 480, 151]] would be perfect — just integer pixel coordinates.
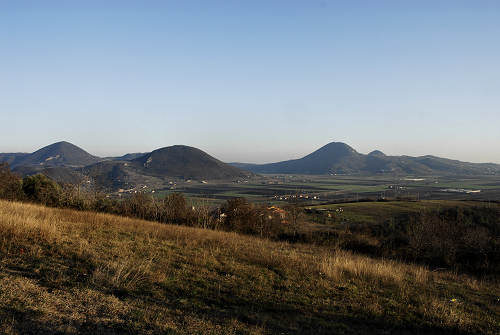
[[1, 141, 499, 190], [0, 141, 252, 189], [231, 142, 500, 176]]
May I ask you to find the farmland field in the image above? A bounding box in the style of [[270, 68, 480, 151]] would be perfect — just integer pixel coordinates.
[[307, 200, 496, 224], [148, 174, 500, 205]]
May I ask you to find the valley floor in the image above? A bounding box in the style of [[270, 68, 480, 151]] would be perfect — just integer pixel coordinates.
[[0, 200, 498, 334]]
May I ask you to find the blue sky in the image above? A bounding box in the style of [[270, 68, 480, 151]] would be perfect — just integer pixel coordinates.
[[1, 1, 499, 163]]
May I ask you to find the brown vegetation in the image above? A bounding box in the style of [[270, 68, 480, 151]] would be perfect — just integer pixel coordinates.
[[0, 200, 499, 334], [0, 163, 23, 201], [1, 167, 499, 277], [304, 202, 500, 277], [0, 168, 290, 238]]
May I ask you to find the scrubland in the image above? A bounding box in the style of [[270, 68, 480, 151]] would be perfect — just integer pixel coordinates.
[[0, 200, 499, 334]]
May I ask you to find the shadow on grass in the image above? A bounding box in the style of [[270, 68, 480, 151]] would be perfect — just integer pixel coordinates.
[[150, 280, 472, 335]]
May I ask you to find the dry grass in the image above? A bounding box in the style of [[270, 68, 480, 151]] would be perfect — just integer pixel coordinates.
[[319, 249, 430, 285], [0, 274, 130, 334], [0, 200, 499, 334]]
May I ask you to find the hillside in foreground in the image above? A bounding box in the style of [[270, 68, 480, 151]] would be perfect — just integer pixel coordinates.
[[0, 201, 499, 334]]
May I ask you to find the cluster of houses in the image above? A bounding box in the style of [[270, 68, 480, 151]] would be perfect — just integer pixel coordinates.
[[272, 194, 320, 201], [117, 184, 156, 195]]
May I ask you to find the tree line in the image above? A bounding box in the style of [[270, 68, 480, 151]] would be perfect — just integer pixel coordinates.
[[2, 163, 498, 276], [0, 163, 300, 239]]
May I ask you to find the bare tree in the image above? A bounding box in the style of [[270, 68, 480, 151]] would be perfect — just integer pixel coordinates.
[[285, 192, 304, 236]]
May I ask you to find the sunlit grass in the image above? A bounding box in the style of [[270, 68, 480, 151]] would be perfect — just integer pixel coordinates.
[[0, 200, 498, 334]]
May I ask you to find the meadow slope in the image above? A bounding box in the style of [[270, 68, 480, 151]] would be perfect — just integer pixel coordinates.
[[0, 200, 498, 334]]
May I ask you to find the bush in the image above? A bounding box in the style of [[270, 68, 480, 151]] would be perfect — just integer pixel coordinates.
[[163, 193, 190, 225], [221, 198, 285, 238], [222, 198, 258, 234], [118, 192, 195, 226], [22, 174, 62, 207], [121, 192, 153, 220], [0, 163, 23, 201], [406, 208, 499, 274], [92, 194, 120, 214]]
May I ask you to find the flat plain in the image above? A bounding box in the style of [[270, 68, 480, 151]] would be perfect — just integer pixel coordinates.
[[150, 174, 500, 205]]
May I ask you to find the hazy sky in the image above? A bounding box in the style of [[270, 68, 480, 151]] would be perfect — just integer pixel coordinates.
[[1, 1, 499, 163]]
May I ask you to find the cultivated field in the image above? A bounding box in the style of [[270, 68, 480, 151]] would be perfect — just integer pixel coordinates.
[[149, 174, 500, 205], [308, 200, 497, 224], [0, 200, 499, 334]]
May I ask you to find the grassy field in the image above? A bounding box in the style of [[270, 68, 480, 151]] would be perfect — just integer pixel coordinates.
[[308, 200, 496, 224], [0, 200, 499, 334]]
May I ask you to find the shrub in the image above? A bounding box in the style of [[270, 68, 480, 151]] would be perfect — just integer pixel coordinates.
[[163, 193, 190, 225], [403, 207, 500, 274], [221, 198, 285, 238], [222, 198, 258, 234], [92, 194, 120, 214], [284, 199, 304, 236], [22, 174, 62, 207], [0, 163, 23, 201], [121, 192, 153, 220]]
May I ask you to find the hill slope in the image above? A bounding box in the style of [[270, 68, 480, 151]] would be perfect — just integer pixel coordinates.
[[12, 141, 101, 168], [104, 152, 148, 161], [234, 142, 500, 175], [245, 142, 364, 174], [12, 165, 87, 184], [82, 145, 253, 190], [82, 160, 165, 190], [132, 145, 252, 180], [0, 200, 498, 334], [0, 153, 29, 167]]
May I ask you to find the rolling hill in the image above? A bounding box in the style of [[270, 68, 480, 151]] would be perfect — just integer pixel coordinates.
[[4, 141, 499, 190], [238, 142, 365, 174], [12, 165, 87, 185], [1, 142, 252, 189], [233, 142, 500, 176], [9, 141, 101, 168], [82, 160, 162, 190], [82, 145, 253, 190], [132, 145, 252, 180]]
